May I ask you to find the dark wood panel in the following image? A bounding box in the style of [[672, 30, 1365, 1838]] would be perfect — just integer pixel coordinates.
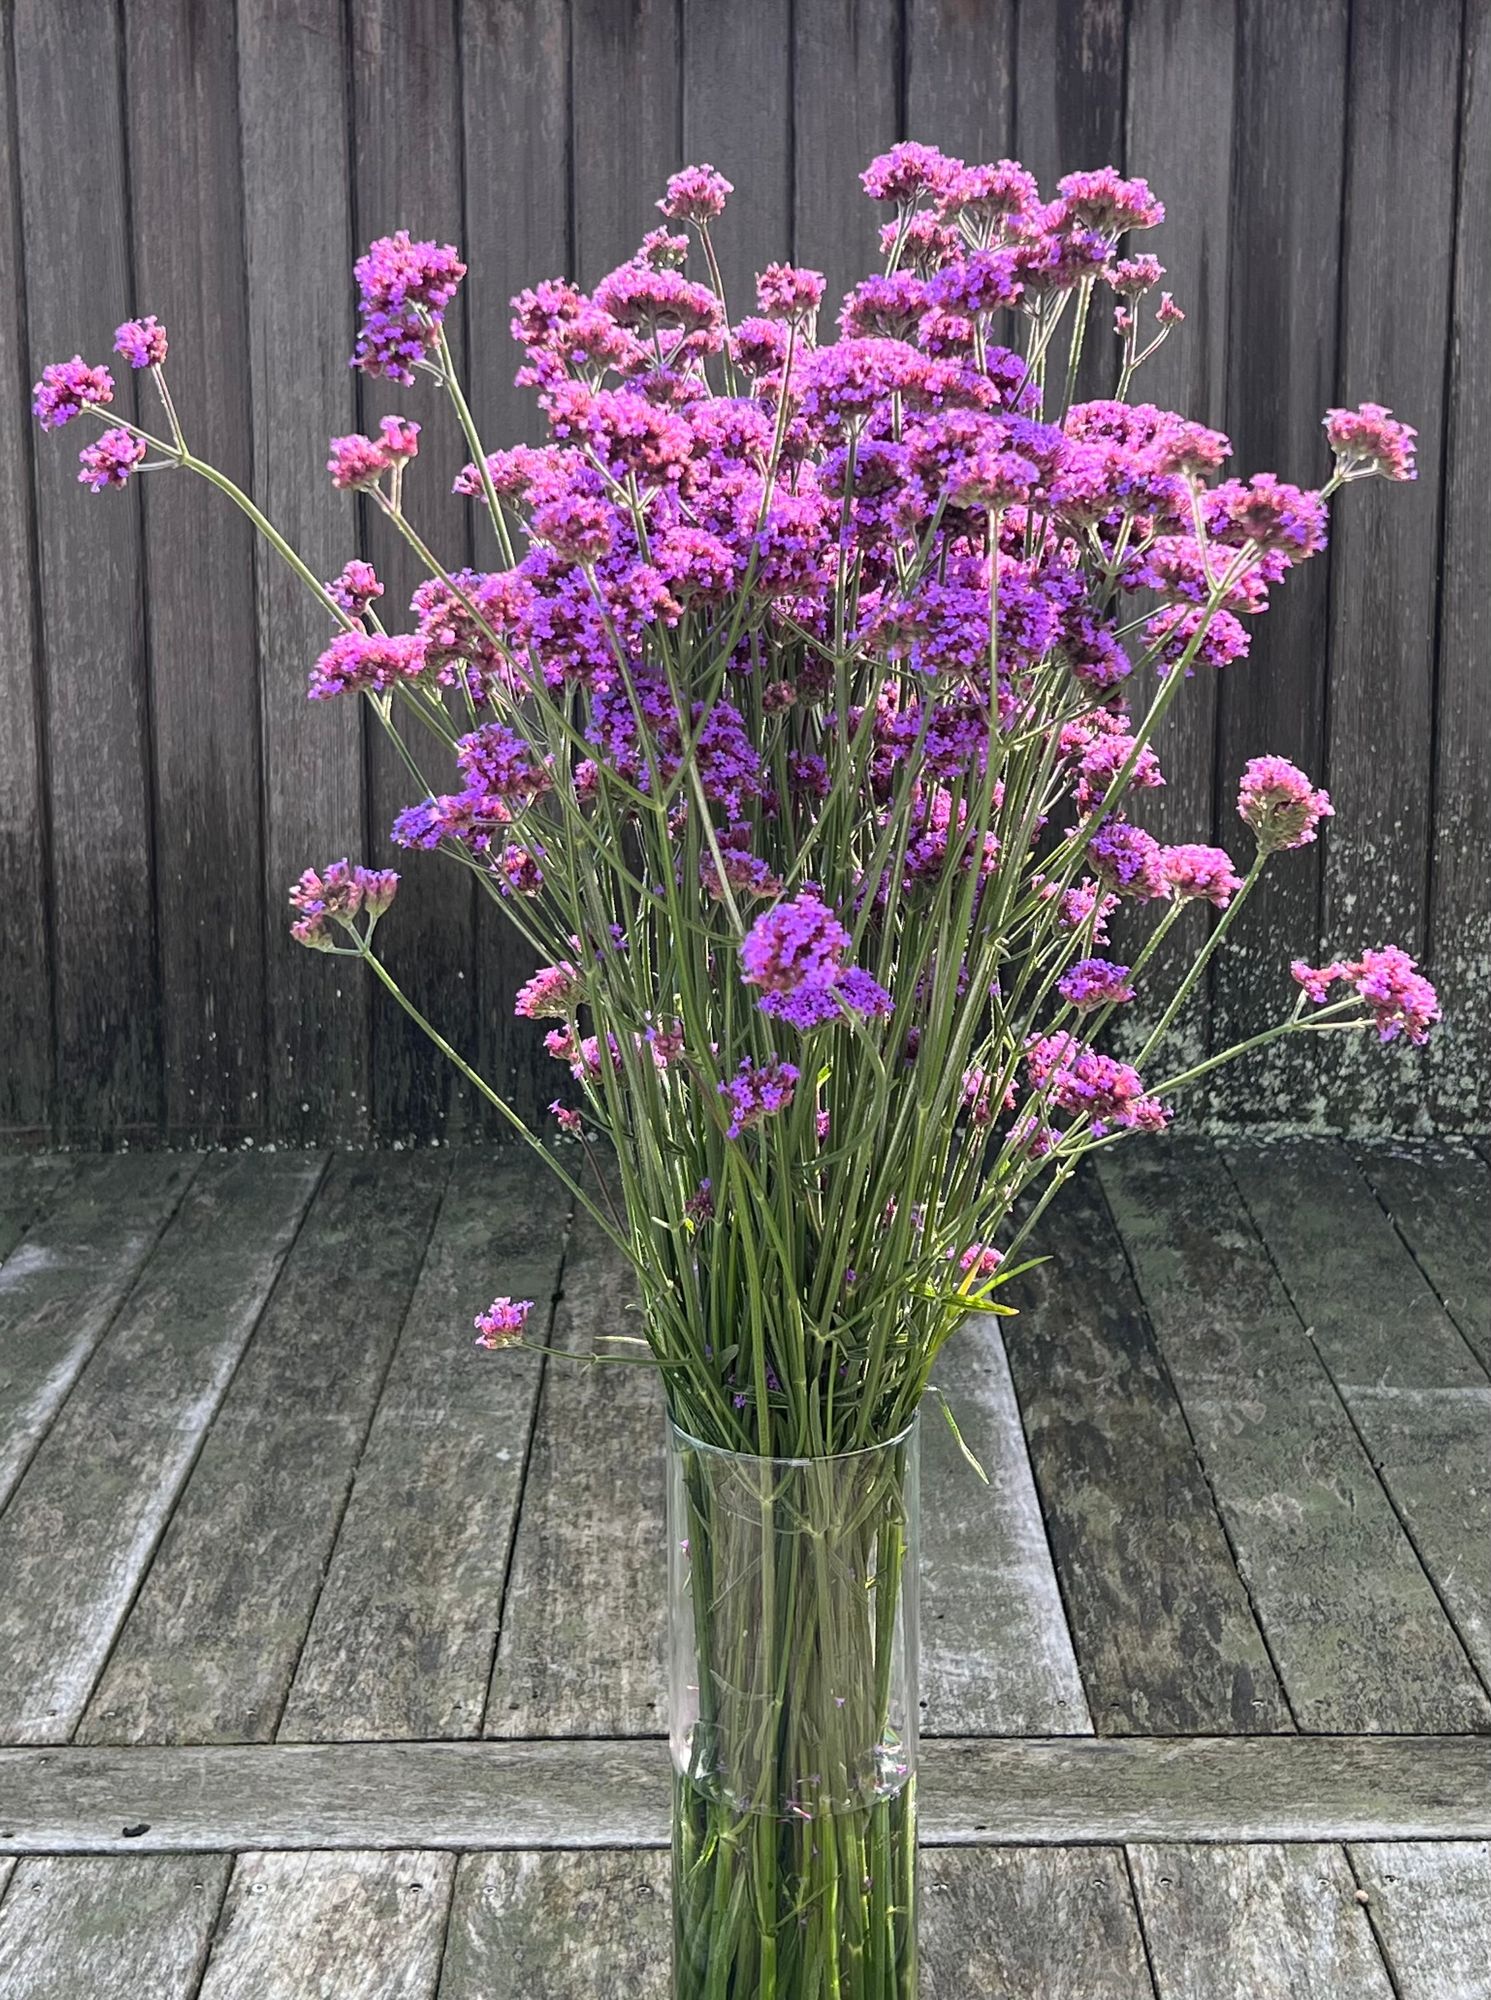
[[12, 0, 157, 1140], [1430, 0, 1491, 1129], [905, 0, 1015, 163], [571, 0, 680, 288], [1208, 0, 1349, 1122], [680, 0, 793, 316], [124, 0, 266, 1146], [794, 0, 900, 317], [351, 0, 478, 1144], [236, 0, 369, 1143]]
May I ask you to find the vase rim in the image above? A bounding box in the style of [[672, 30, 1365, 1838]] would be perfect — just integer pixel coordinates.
[[667, 1412, 919, 1467]]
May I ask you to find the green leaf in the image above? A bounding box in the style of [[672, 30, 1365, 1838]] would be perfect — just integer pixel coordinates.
[[930, 1384, 989, 1483]]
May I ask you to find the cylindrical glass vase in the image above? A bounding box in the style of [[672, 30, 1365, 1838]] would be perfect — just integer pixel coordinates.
[[667, 1418, 920, 2000]]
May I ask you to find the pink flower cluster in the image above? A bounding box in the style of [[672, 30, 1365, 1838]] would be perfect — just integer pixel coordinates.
[[287, 860, 398, 948], [1292, 947, 1440, 1044]]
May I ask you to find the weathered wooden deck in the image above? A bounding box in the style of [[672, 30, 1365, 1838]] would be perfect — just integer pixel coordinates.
[[0, 1136, 1487, 1997]]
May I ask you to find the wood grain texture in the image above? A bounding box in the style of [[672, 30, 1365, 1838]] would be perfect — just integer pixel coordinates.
[[0, 1855, 230, 2000], [352, 0, 478, 1146], [1430, 0, 1491, 1128], [77, 1152, 447, 1747], [460, 0, 568, 1127], [0, 1152, 322, 1743], [1100, 1139, 1491, 1733], [923, 1847, 1153, 1999], [1317, 0, 1463, 1126], [438, 1849, 668, 1998], [0, 1155, 74, 1264], [124, 0, 265, 1145], [6, 1735, 1490, 1854], [278, 1153, 562, 1742], [1349, 1841, 1491, 2000], [12, 0, 157, 1141], [571, 0, 679, 288], [237, 0, 367, 1142], [921, 1320, 1090, 1735], [1114, 0, 1236, 1077], [0, 4, 53, 1136], [1208, 0, 1348, 1124], [905, 0, 1015, 163], [1007, 1174, 1288, 1735], [0, 1153, 196, 1510], [1353, 1138, 1491, 1367], [681, 0, 793, 312], [1224, 1137, 1491, 1691], [485, 1204, 666, 1737], [196, 1850, 454, 2000], [794, 0, 900, 314], [1128, 1843, 1395, 2000]]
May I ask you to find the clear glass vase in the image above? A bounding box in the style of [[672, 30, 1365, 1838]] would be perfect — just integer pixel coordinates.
[[667, 1418, 920, 2000]]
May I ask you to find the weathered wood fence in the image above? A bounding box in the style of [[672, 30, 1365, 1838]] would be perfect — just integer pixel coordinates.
[[0, 0, 1485, 1144]]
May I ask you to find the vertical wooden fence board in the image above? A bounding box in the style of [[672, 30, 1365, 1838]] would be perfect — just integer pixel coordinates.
[[77, 1151, 448, 1746], [123, 0, 265, 1145], [1009, 1174, 1289, 1735], [0, 1153, 197, 1511], [438, 1849, 668, 1998], [0, 1855, 230, 2000], [352, 0, 478, 1145], [279, 1153, 562, 1742], [904, 0, 1015, 163], [923, 1847, 1154, 1998], [681, 0, 793, 311], [1430, 0, 1491, 1129], [0, 1151, 323, 1744], [1349, 1841, 1491, 2000], [1100, 1140, 1491, 1733], [12, 0, 157, 1142], [1353, 1138, 1491, 1368], [1128, 1843, 1396, 2000], [237, 0, 368, 1143], [1209, 0, 1348, 1124], [0, 5, 53, 1136], [1318, 0, 1462, 1127], [1116, 0, 1237, 1078], [794, 0, 900, 315], [460, 0, 570, 1126], [196, 1851, 455, 2000], [571, 0, 680, 288]]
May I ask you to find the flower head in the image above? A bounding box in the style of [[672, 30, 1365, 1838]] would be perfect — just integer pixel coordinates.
[[114, 316, 169, 369], [658, 164, 732, 223], [474, 1296, 533, 1349], [33, 356, 114, 429], [351, 230, 466, 382], [77, 426, 146, 492], [1057, 958, 1135, 1010], [719, 1057, 800, 1138], [1323, 402, 1417, 482], [287, 860, 398, 947], [1161, 844, 1243, 907], [1237, 757, 1333, 852]]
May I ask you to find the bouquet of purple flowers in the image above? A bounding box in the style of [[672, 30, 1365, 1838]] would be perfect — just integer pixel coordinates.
[[36, 140, 1432, 1999]]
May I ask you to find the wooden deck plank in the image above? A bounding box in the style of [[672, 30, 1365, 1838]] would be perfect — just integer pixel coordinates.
[[5, 1736, 1489, 1854], [0, 1154, 196, 1508], [922, 1321, 1091, 1735], [278, 1154, 563, 1743], [1348, 1841, 1491, 2000], [484, 1205, 666, 1738], [195, 1851, 454, 2000], [1352, 1139, 1491, 1369], [0, 1152, 323, 1743], [0, 1855, 230, 1999], [77, 1152, 449, 1746], [1128, 1844, 1395, 1999], [0, 1155, 74, 1262], [438, 1850, 667, 1999], [924, 1847, 1154, 1998], [1223, 1138, 1491, 1694], [1007, 1175, 1288, 1734], [1098, 1141, 1491, 1732]]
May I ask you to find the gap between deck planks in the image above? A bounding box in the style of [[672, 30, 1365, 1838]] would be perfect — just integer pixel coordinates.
[[2, 1736, 1488, 1852]]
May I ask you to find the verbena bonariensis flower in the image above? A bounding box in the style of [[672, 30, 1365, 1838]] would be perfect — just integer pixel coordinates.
[[473, 1296, 533, 1348], [32, 147, 1436, 1470]]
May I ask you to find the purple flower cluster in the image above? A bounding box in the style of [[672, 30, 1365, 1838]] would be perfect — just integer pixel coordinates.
[[474, 1296, 533, 1349], [740, 894, 892, 1030], [1292, 947, 1439, 1044], [114, 316, 168, 369], [352, 232, 466, 383], [77, 427, 146, 492], [719, 1057, 801, 1138], [1237, 756, 1333, 852], [287, 860, 398, 949], [32, 357, 113, 429]]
